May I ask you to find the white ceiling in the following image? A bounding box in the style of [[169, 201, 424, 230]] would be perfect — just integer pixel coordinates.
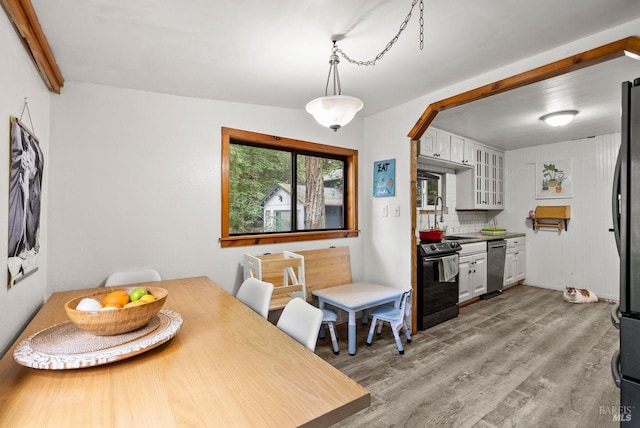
[[433, 56, 640, 151], [29, 0, 640, 149]]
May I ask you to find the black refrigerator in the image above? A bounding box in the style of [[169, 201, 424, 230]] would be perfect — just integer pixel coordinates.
[[612, 78, 640, 424]]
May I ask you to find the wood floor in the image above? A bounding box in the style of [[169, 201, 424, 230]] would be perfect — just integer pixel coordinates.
[[315, 285, 620, 428]]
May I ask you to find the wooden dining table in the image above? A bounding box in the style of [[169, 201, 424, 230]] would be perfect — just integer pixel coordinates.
[[0, 276, 369, 427]]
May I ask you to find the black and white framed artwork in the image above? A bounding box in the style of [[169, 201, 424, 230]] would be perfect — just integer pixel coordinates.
[[8, 117, 44, 288]]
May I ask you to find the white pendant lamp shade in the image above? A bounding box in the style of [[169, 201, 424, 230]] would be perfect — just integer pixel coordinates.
[[305, 95, 364, 131], [306, 41, 364, 131]]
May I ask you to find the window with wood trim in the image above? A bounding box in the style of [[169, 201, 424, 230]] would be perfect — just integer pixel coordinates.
[[221, 128, 358, 247]]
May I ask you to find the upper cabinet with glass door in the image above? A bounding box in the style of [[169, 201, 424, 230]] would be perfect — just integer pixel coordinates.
[[456, 142, 504, 210]]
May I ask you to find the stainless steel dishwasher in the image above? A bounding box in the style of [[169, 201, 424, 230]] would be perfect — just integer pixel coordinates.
[[482, 239, 507, 299]]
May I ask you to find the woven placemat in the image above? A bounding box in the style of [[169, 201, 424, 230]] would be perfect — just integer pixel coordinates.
[[30, 317, 161, 355]]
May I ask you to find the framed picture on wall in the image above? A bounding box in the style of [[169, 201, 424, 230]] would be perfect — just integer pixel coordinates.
[[373, 159, 395, 197], [536, 158, 573, 199], [8, 117, 44, 288]]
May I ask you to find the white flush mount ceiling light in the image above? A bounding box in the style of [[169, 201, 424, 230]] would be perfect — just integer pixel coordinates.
[[306, 0, 425, 131], [539, 110, 579, 127]]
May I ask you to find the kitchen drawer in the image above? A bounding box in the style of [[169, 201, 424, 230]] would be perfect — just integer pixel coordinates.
[[506, 236, 525, 249], [459, 241, 487, 256]]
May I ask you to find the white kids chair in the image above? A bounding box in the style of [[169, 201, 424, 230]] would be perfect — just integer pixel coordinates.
[[366, 289, 413, 354]]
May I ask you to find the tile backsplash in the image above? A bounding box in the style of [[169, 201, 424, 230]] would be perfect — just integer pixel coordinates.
[[417, 163, 496, 234]]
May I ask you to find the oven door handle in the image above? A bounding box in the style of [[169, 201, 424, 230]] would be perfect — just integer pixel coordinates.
[[422, 256, 447, 263], [421, 253, 460, 262]]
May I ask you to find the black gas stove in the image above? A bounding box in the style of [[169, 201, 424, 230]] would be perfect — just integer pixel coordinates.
[[418, 240, 462, 257]]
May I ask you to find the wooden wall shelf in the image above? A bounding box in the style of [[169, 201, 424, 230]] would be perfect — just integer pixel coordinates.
[[532, 205, 571, 231]]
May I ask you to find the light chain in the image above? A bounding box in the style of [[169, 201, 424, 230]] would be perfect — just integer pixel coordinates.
[[336, 0, 424, 67]]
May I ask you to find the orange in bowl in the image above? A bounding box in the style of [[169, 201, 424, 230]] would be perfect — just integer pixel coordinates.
[[103, 302, 123, 309], [64, 286, 168, 336], [103, 290, 130, 307]]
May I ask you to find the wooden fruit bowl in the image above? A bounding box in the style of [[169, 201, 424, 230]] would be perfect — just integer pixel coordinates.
[[64, 286, 168, 336]]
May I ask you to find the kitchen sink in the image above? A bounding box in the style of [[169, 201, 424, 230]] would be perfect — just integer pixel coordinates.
[[443, 235, 477, 241]]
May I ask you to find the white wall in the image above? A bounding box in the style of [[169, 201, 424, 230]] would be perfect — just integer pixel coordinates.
[[47, 82, 365, 296], [0, 12, 51, 354], [498, 133, 620, 300]]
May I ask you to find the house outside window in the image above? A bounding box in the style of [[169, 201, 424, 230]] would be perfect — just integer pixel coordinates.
[[417, 171, 445, 209], [220, 128, 358, 247]]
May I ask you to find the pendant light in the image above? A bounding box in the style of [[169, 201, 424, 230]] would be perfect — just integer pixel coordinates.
[[305, 0, 425, 131], [305, 42, 363, 132]]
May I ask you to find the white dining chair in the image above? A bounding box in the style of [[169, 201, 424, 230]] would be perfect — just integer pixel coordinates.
[[236, 277, 274, 319], [366, 289, 413, 354], [105, 269, 162, 286], [276, 297, 323, 352], [319, 308, 340, 355]]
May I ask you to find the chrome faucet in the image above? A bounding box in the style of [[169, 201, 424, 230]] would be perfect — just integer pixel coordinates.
[[434, 196, 444, 229]]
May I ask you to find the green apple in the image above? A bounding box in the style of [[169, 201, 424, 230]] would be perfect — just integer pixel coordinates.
[[129, 287, 149, 302]]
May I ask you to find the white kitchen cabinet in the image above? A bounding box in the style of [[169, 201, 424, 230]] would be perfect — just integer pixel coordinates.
[[504, 237, 526, 287], [452, 136, 475, 166], [419, 128, 451, 161], [488, 150, 504, 209], [418, 128, 474, 170], [419, 128, 436, 157], [435, 132, 451, 160], [458, 242, 487, 303], [456, 142, 504, 210], [504, 249, 515, 285], [514, 245, 526, 282], [450, 136, 464, 164], [462, 139, 475, 165]]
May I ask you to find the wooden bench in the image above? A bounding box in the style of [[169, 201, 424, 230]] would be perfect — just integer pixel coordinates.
[[244, 247, 353, 311]]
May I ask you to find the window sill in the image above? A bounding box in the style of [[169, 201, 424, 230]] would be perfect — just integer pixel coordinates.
[[417, 208, 450, 215], [220, 230, 359, 248]]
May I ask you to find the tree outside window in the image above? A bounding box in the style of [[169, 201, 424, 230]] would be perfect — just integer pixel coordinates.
[[221, 128, 358, 247], [417, 172, 445, 208]]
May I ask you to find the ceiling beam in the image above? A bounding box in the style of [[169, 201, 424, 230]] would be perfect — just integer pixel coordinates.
[[1, 0, 63, 93], [408, 36, 640, 140]]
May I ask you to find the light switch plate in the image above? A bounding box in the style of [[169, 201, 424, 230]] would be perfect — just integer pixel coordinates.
[[394, 205, 400, 217]]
